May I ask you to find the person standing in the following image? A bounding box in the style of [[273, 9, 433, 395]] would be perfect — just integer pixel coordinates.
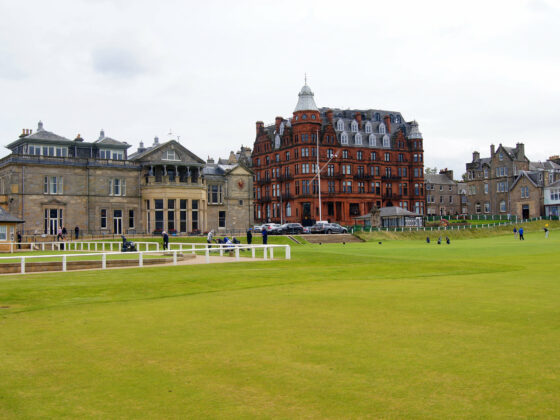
[[519, 227, 524, 240], [513, 227, 517, 238], [162, 230, 169, 250], [62, 226, 67, 239], [57, 226, 63, 241], [262, 227, 268, 245], [246, 228, 253, 245], [17, 232, 22, 249], [544, 226, 549, 239], [207, 230, 214, 248], [74, 226, 80, 240]]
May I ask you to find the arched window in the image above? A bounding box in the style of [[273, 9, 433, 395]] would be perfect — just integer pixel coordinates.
[[340, 132, 348, 145], [355, 133, 362, 145], [369, 134, 376, 146], [365, 122, 372, 133], [500, 200, 506, 212], [351, 120, 358, 132], [379, 122, 386, 134], [383, 134, 390, 147], [337, 119, 344, 131], [274, 134, 281, 149]]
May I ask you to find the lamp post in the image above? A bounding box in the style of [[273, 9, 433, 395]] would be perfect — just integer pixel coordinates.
[[311, 135, 338, 223]]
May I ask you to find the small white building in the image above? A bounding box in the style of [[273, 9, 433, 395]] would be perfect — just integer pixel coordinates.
[[544, 179, 560, 217]]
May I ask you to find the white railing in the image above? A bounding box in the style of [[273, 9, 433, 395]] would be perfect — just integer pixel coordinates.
[[0, 243, 291, 275]]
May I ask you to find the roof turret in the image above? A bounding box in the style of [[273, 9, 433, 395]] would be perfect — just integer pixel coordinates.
[[294, 83, 318, 112]]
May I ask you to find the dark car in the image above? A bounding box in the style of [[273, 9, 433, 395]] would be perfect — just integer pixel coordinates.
[[310, 222, 348, 234], [280, 223, 304, 235]]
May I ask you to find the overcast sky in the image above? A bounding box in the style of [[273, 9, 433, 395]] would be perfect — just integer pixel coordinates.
[[1, 0, 559, 177]]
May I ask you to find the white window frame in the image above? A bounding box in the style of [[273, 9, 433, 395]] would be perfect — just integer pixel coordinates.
[[109, 178, 126, 196], [340, 132, 348, 145]]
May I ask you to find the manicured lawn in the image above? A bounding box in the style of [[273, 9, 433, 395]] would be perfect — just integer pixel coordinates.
[[0, 230, 558, 418]]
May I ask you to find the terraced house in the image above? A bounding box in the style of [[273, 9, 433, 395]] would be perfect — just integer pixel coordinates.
[[251, 83, 425, 226], [0, 122, 253, 235]]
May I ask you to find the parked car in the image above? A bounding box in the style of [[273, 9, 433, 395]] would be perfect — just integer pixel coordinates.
[[302, 227, 311, 234], [280, 223, 304, 235], [253, 225, 263, 233], [262, 223, 283, 235], [310, 222, 348, 234]]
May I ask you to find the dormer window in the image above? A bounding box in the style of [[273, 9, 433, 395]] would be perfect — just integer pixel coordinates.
[[340, 132, 348, 145], [379, 123, 386, 134], [100, 149, 123, 160], [355, 133, 362, 145], [163, 150, 178, 160], [351, 121, 358, 132], [395, 115, 401, 123], [365, 122, 372, 133], [369, 134, 376, 147], [383, 134, 390, 148], [336, 119, 344, 131], [374, 113, 381, 122]]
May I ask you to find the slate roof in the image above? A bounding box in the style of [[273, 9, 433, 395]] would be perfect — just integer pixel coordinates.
[[379, 207, 423, 217], [425, 174, 456, 185], [128, 139, 205, 165], [530, 161, 560, 171], [0, 208, 24, 223]]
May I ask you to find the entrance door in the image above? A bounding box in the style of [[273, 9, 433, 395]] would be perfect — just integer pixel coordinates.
[[302, 202, 311, 225], [113, 210, 123, 234], [522, 205, 530, 220], [47, 209, 59, 235]]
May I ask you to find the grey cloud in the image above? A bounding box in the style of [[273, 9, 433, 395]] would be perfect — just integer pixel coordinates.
[[91, 47, 148, 78]]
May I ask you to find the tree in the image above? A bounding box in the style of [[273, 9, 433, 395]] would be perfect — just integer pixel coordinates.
[[425, 167, 438, 175]]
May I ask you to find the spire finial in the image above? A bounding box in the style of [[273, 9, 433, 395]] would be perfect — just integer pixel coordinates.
[[304, 72, 307, 85]]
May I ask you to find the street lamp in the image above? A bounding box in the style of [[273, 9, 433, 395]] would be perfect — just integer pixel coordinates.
[[311, 131, 338, 222]]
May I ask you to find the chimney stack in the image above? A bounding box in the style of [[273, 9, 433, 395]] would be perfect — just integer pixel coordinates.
[[74, 134, 83, 142], [516, 142, 525, 158], [154, 136, 159, 146], [326, 109, 333, 123], [473, 151, 480, 162], [439, 168, 454, 180], [383, 114, 391, 133], [255, 121, 264, 136], [275, 117, 283, 131], [490, 144, 495, 157], [355, 113, 362, 130]]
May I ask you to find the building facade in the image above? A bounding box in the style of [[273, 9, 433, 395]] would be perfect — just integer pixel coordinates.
[[465, 143, 529, 215], [0, 122, 253, 235], [251, 84, 425, 226], [425, 169, 461, 216]]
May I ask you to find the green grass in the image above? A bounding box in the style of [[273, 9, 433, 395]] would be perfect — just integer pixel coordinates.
[[0, 230, 559, 418]]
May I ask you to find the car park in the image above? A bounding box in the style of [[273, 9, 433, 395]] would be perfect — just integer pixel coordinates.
[[262, 223, 283, 234]]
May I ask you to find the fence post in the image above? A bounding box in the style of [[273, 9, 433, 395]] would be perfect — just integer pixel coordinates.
[[62, 255, 67, 272], [173, 250, 177, 265], [102, 253, 106, 269], [263, 246, 268, 260], [285, 245, 291, 260], [270, 247, 274, 260], [220, 245, 224, 257], [251, 247, 255, 259], [191, 244, 195, 254], [235, 247, 240, 261], [20, 256, 25, 274], [139, 252, 143, 267], [205, 247, 210, 263], [42, 243, 45, 251]]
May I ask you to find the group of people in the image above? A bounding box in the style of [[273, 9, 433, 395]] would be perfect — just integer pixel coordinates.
[[55, 226, 81, 241], [205, 227, 267, 248], [426, 236, 451, 245]]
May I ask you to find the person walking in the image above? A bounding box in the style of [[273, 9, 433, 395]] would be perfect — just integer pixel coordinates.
[[262, 227, 268, 245], [57, 226, 63, 241], [62, 226, 67, 239], [246, 228, 253, 245], [519, 227, 524, 240], [162, 230, 169, 250], [74, 226, 80, 240]]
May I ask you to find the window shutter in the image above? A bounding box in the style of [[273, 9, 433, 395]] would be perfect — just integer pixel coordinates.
[[122, 179, 126, 196], [109, 179, 113, 196], [44, 176, 48, 194], [59, 177, 63, 194]]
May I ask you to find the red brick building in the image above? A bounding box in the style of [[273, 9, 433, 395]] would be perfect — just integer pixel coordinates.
[[251, 84, 425, 225]]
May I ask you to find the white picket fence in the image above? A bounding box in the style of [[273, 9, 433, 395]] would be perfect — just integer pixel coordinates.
[[0, 242, 291, 275]]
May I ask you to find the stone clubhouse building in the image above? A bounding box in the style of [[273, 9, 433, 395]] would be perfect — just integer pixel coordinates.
[[0, 122, 253, 236]]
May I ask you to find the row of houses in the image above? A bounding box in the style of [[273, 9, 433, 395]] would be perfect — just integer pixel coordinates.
[[425, 143, 560, 219]]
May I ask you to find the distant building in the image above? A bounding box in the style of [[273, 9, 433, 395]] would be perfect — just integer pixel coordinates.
[[425, 169, 461, 216], [0, 122, 253, 235], [252, 83, 425, 226], [544, 179, 560, 217]]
